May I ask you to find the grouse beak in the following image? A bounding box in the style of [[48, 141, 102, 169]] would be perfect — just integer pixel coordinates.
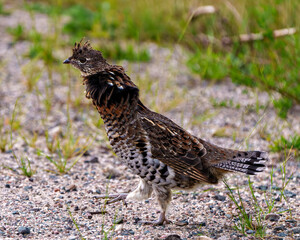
[[63, 58, 71, 64]]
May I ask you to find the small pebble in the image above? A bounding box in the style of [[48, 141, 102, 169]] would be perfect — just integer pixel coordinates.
[[82, 150, 90, 156], [113, 217, 124, 224], [164, 234, 182, 240], [21, 195, 29, 200], [287, 227, 300, 234], [198, 221, 206, 226], [257, 185, 268, 191], [265, 213, 280, 221], [277, 232, 287, 237], [81, 206, 87, 211], [275, 195, 281, 201], [273, 225, 286, 232], [246, 230, 255, 234], [175, 220, 188, 226], [4, 184, 10, 188], [284, 190, 296, 198], [24, 186, 33, 191], [272, 186, 281, 190], [18, 227, 30, 235], [121, 229, 134, 236], [213, 195, 226, 201], [88, 157, 99, 163], [95, 189, 101, 194], [65, 184, 77, 192], [30, 208, 41, 212], [285, 219, 297, 227], [133, 217, 141, 224]]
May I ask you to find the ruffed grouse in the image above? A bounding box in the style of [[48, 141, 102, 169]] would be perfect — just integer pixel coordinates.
[[64, 41, 268, 225]]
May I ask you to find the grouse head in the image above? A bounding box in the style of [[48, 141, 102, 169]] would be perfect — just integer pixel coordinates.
[[63, 40, 109, 76]]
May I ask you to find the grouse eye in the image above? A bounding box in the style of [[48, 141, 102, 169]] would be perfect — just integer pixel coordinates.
[[79, 57, 87, 63]]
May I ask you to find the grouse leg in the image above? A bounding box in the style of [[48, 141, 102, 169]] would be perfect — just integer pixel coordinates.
[[139, 186, 172, 225]]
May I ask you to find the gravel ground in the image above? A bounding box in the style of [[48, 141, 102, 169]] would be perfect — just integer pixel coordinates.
[[0, 7, 299, 240]]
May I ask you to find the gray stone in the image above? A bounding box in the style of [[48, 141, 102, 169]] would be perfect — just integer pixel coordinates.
[[89, 157, 99, 163], [285, 219, 297, 227], [284, 190, 296, 198], [277, 232, 287, 237], [213, 194, 226, 201], [265, 213, 280, 221], [273, 225, 286, 232], [175, 220, 188, 226], [164, 234, 182, 240], [18, 227, 30, 235], [257, 185, 268, 191], [24, 186, 33, 191], [121, 229, 135, 236], [287, 227, 300, 234], [113, 217, 124, 224], [95, 189, 101, 194], [69, 236, 78, 240]]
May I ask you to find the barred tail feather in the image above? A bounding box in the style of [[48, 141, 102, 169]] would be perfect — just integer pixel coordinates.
[[213, 151, 268, 175]]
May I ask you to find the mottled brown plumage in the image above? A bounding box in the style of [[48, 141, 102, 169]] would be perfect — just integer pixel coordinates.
[[64, 41, 268, 225]]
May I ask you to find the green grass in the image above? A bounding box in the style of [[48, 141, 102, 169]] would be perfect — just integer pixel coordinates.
[[16, 156, 36, 177], [0, 2, 298, 239], [186, 1, 300, 118], [187, 35, 300, 118], [4, 0, 297, 165], [7, 24, 26, 42], [270, 135, 300, 160], [19, 0, 299, 118], [0, 119, 10, 152], [21, 60, 43, 92], [20, 130, 39, 149], [67, 205, 86, 240], [0, 1, 10, 15], [100, 43, 150, 62], [23, 2, 151, 62], [37, 149, 83, 175], [38, 125, 91, 174], [224, 154, 294, 238]]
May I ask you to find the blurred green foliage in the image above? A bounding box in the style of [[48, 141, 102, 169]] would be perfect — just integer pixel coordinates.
[[0, 1, 9, 15], [7, 24, 26, 42], [7, 0, 300, 118], [270, 135, 300, 160]]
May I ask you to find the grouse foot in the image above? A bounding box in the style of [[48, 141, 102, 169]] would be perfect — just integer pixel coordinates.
[[139, 211, 171, 225]]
